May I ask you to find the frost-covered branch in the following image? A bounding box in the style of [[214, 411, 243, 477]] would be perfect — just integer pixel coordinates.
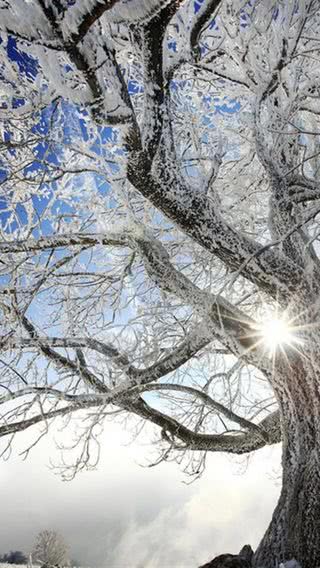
[[127, 398, 280, 454], [138, 382, 269, 439], [0, 399, 102, 437], [0, 232, 128, 254], [190, 0, 222, 61], [2, 0, 320, 488]]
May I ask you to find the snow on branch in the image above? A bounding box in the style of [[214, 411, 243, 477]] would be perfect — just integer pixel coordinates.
[[4, 0, 320, 479]]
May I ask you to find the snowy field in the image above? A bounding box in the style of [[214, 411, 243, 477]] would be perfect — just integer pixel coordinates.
[[0, 565, 33, 568], [0, 562, 302, 568], [0, 565, 34, 568], [0, 565, 39, 568]]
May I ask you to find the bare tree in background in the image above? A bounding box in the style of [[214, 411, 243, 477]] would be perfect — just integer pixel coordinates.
[[1, 0, 320, 566], [32, 530, 69, 568]]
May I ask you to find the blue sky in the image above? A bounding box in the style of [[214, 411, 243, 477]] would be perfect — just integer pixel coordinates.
[[0, 9, 282, 567], [0, 25, 241, 239]]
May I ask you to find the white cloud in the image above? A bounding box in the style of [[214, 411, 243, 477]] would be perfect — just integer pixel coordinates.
[[0, 425, 281, 567], [106, 449, 281, 567]]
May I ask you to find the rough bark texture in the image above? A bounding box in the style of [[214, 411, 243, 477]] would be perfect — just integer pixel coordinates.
[[254, 347, 320, 568]]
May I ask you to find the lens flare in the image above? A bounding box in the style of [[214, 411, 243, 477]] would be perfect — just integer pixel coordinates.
[[258, 314, 300, 356]]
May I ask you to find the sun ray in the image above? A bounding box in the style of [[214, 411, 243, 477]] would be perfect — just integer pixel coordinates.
[[256, 311, 304, 358]]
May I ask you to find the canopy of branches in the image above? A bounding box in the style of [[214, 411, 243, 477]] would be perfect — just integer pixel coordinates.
[[0, 0, 319, 477]]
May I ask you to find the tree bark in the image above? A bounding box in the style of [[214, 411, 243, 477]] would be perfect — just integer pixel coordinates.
[[254, 355, 320, 568]]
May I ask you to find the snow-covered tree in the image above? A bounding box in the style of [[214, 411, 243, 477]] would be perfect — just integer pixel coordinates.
[[32, 530, 69, 568], [1, 1, 320, 566], [0, 550, 28, 564]]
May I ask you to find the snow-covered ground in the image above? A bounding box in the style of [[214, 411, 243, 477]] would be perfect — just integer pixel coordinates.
[[0, 565, 32, 568], [0, 565, 33, 568], [0, 561, 303, 567], [0, 565, 40, 568]]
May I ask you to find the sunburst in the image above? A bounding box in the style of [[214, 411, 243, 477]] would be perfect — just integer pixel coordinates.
[[257, 312, 303, 358]]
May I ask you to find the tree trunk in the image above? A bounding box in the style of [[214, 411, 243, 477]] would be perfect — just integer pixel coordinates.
[[254, 356, 320, 568]]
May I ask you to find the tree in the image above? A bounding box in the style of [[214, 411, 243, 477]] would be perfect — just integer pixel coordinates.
[[0, 0, 320, 565], [32, 530, 69, 568], [0, 551, 28, 564]]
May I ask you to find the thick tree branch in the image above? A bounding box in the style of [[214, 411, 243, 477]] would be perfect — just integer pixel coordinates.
[[131, 1, 181, 159], [139, 382, 269, 440], [61, 0, 122, 44], [126, 136, 304, 299], [128, 398, 281, 454], [190, 0, 222, 61]]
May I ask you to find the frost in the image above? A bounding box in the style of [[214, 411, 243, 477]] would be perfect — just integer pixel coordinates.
[[279, 561, 302, 568], [101, 0, 174, 23], [1, 1, 320, 564], [0, 1, 53, 39]]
